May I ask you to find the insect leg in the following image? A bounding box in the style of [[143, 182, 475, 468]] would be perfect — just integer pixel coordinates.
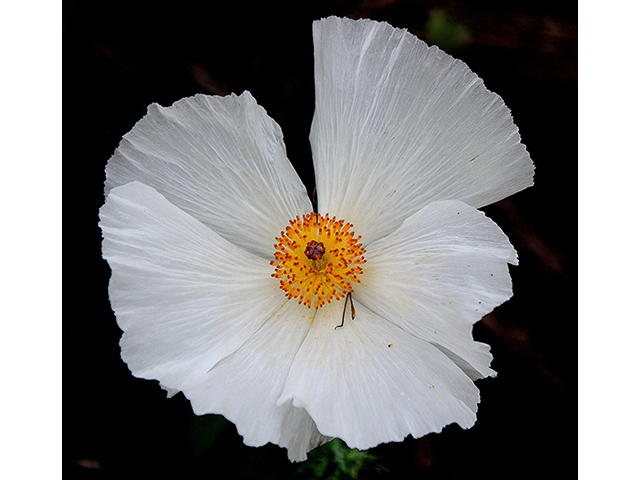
[[335, 292, 355, 330]]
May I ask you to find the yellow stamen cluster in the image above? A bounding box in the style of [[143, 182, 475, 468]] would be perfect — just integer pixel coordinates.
[[271, 213, 366, 309]]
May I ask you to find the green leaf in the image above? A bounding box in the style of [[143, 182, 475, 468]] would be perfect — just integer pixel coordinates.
[[296, 439, 386, 479]]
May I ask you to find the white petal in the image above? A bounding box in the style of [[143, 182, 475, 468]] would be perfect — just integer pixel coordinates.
[[100, 181, 331, 461], [105, 91, 312, 259], [277, 299, 479, 450], [99, 181, 285, 393], [357, 200, 517, 380], [187, 300, 332, 461], [311, 17, 534, 244]]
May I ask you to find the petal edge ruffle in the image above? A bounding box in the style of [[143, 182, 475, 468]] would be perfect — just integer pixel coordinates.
[[311, 16, 534, 245], [278, 300, 479, 450], [356, 200, 516, 380], [100, 181, 330, 461], [105, 91, 312, 259], [100, 181, 284, 394]]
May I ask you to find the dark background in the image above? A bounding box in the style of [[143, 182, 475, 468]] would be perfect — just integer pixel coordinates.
[[66, 1, 576, 478]]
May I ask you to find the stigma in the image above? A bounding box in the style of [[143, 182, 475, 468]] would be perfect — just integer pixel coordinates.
[[271, 213, 366, 309]]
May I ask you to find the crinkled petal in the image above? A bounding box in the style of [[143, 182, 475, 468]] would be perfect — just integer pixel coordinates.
[[100, 181, 330, 461], [277, 299, 479, 450], [99, 181, 284, 393], [357, 200, 517, 380], [188, 300, 332, 461], [105, 91, 312, 259], [311, 16, 534, 244]]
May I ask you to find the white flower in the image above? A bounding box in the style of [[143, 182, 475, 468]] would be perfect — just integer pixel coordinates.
[[99, 16, 534, 461]]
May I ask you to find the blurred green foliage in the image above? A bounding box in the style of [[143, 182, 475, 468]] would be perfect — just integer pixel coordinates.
[[187, 414, 384, 479], [426, 9, 471, 53], [296, 439, 385, 479], [188, 413, 231, 459]]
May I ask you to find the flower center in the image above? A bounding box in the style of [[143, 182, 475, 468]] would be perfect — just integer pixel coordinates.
[[271, 213, 366, 309]]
